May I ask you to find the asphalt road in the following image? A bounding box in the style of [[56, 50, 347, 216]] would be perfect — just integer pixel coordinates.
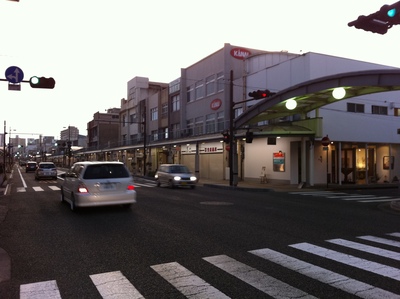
[[0, 167, 399, 298]]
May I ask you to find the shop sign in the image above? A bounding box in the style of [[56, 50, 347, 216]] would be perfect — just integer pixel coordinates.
[[230, 47, 251, 60], [273, 151, 285, 172], [210, 99, 222, 110], [182, 143, 223, 154]]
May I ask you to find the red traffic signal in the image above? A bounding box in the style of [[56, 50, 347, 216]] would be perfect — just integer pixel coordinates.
[[248, 89, 271, 99], [29, 76, 56, 89], [222, 131, 230, 143]]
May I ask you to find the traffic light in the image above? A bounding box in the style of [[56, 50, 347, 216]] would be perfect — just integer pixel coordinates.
[[245, 131, 253, 143], [348, 1, 400, 34], [222, 131, 230, 143], [29, 76, 56, 89], [248, 89, 272, 99], [378, 3, 400, 24], [348, 15, 389, 34]]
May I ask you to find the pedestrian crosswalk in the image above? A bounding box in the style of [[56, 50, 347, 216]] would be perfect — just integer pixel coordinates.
[[19, 232, 400, 298], [289, 190, 400, 203], [15, 182, 156, 192]]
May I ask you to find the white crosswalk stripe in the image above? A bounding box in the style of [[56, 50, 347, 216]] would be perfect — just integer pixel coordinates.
[[289, 191, 398, 203], [90, 271, 145, 299], [19, 232, 400, 298]]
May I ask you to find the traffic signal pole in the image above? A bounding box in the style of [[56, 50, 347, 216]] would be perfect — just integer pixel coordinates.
[[229, 70, 238, 186]]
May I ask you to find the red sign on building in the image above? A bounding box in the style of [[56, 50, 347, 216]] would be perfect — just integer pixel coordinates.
[[210, 99, 222, 110], [230, 47, 251, 60]]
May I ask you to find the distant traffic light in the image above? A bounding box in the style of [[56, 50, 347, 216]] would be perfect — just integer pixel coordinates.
[[29, 76, 56, 89], [222, 131, 230, 143], [248, 89, 273, 99], [379, 3, 400, 24]]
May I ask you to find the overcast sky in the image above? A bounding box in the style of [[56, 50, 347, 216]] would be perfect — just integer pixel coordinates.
[[1, 0, 399, 140]]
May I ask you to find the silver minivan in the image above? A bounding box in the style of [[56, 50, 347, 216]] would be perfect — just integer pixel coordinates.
[[60, 161, 137, 211], [155, 164, 197, 188]]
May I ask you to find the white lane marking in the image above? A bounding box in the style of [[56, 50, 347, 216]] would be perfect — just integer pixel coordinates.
[[17, 187, 26, 192], [326, 194, 376, 199], [20, 280, 62, 299], [250, 248, 400, 299], [203, 254, 315, 299], [133, 182, 156, 187], [48, 186, 61, 191], [290, 243, 400, 281], [388, 232, 400, 238], [357, 235, 400, 248], [289, 191, 347, 196], [342, 196, 391, 201], [359, 198, 400, 203], [327, 238, 400, 261], [17, 167, 27, 188], [90, 271, 145, 299], [32, 187, 44, 192], [151, 262, 230, 299]]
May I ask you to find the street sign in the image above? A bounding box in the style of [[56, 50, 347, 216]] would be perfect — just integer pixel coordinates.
[[5, 66, 24, 84]]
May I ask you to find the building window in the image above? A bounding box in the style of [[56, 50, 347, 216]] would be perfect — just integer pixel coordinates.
[[347, 103, 364, 113], [217, 72, 224, 92], [217, 111, 224, 131], [194, 117, 204, 135], [186, 119, 194, 136], [122, 114, 126, 126], [187, 85, 194, 102], [395, 108, 400, 116], [151, 130, 158, 141], [205, 75, 215, 96], [205, 113, 215, 133], [372, 105, 388, 115], [163, 127, 169, 139], [169, 79, 180, 94], [129, 114, 136, 124], [162, 103, 168, 118], [172, 94, 180, 112], [195, 80, 204, 100], [150, 107, 158, 121], [172, 123, 180, 138]]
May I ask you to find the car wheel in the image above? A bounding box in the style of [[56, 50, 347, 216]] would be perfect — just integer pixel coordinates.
[[190, 185, 196, 189], [156, 180, 161, 187]]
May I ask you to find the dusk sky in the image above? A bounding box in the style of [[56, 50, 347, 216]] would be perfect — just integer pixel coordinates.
[[1, 0, 399, 140]]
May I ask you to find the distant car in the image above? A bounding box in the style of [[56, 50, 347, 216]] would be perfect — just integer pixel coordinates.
[[60, 161, 137, 211], [25, 161, 37, 173], [155, 164, 197, 188], [35, 162, 57, 180], [19, 161, 26, 167]]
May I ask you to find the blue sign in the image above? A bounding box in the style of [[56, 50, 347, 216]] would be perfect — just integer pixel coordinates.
[[5, 66, 24, 84]]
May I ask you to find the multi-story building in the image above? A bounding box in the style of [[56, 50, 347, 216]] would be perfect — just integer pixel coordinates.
[[74, 43, 400, 186], [60, 126, 79, 145], [86, 108, 121, 159]]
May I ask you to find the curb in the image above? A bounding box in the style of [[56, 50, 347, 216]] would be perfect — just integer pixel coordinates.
[[203, 183, 274, 192]]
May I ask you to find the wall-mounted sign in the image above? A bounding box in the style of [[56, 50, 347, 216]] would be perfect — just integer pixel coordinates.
[[210, 98, 222, 110], [273, 151, 285, 172], [182, 142, 223, 154], [230, 47, 251, 60]]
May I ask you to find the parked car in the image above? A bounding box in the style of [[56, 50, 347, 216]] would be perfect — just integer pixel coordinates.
[[60, 161, 136, 211], [155, 164, 197, 188], [35, 162, 57, 180], [25, 161, 37, 173]]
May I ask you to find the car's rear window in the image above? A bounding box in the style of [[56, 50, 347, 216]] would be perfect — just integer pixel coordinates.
[[39, 164, 55, 169], [83, 164, 130, 179]]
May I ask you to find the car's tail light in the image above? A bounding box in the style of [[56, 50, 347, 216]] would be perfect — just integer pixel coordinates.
[[77, 184, 89, 193], [127, 185, 135, 191]]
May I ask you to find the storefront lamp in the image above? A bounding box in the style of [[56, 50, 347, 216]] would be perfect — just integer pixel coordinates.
[[285, 98, 297, 110], [332, 87, 346, 100]]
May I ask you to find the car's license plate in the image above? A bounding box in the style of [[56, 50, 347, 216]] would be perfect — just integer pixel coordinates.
[[101, 183, 116, 190]]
